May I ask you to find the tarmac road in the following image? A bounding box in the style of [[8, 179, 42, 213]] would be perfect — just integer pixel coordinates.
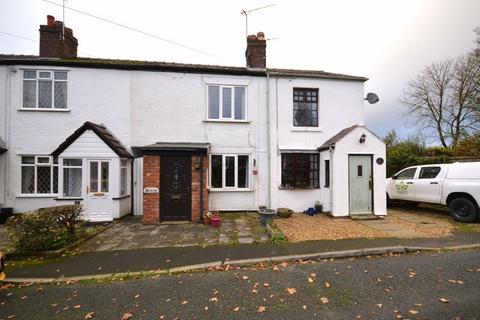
[[1, 250, 480, 319]]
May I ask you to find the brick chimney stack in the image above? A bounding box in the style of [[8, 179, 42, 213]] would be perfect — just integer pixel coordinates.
[[245, 32, 266, 69], [39, 15, 78, 59]]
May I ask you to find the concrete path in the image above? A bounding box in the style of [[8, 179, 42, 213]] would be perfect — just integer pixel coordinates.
[[355, 219, 423, 238], [78, 213, 269, 252], [6, 232, 480, 279]]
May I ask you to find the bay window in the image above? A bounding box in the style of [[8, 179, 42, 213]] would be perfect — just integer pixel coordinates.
[[20, 156, 58, 194], [210, 154, 249, 189], [281, 153, 319, 188], [208, 85, 246, 121]]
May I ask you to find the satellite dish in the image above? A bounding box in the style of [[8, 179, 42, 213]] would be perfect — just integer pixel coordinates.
[[365, 92, 379, 104]]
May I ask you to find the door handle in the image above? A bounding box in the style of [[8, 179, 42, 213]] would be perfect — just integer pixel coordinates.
[[406, 182, 413, 185], [430, 182, 438, 184]]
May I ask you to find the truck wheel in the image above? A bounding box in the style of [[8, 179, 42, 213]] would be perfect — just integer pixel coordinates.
[[448, 198, 478, 222]]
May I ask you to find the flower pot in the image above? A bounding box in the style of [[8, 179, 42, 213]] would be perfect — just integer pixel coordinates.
[[203, 216, 211, 225], [314, 205, 323, 213], [211, 216, 221, 228], [258, 209, 276, 226]]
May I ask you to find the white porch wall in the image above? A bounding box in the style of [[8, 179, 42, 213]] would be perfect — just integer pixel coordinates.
[[331, 126, 387, 216]]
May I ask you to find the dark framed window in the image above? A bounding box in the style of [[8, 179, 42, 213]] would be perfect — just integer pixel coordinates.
[[281, 153, 319, 188], [293, 88, 318, 127], [418, 166, 441, 179], [324, 160, 330, 187]]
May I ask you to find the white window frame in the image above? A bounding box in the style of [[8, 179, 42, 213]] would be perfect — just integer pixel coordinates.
[[61, 158, 83, 198], [22, 69, 68, 110], [120, 159, 129, 196], [19, 155, 58, 196], [207, 85, 247, 121], [209, 154, 250, 191]]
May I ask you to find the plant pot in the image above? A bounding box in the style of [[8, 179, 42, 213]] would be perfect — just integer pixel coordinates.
[[203, 216, 211, 225], [211, 216, 221, 228], [259, 209, 276, 226], [314, 205, 323, 213], [277, 208, 293, 218]]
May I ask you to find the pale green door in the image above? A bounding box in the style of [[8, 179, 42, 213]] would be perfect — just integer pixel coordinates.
[[349, 155, 373, 214]]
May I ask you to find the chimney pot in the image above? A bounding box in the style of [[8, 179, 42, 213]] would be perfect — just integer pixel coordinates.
[[47, 15, 55, 26], [256, 32, 265, 40]]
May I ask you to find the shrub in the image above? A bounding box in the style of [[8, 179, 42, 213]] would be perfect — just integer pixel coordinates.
[[6, 205, 84, 252]]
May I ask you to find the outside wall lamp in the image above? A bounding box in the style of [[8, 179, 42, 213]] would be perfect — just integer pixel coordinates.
[[359, 133, 366, 144]]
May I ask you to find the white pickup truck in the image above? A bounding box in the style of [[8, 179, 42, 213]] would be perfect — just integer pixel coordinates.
[[386, 162, 480, 222]]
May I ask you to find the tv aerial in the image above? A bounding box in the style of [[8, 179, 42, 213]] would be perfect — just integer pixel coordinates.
[[365, 92, 380, 104], [241, 4, 276, 39]]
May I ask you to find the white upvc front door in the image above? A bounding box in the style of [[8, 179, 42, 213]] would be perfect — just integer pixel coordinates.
[[85, 159, 113, 221]]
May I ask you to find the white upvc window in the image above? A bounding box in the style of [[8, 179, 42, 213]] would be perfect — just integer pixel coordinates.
[[22, 70, 68, 109], [20, 156, 58, 195], [210, 154, 249, 190], [120, 159, 129, 196], [62, 158, 82, 197], [207, 85, 246, 121]]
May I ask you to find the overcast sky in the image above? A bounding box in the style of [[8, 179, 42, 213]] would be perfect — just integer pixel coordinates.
[[1, 0, 479, 143]]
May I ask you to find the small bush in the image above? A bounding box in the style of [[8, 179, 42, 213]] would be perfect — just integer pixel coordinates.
[[6, 205, 84, 252]]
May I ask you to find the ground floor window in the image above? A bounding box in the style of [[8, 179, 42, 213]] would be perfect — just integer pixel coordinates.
[[20, 156, 58, 194], [210, 154, 249, 189], [63, 159, 82, 197], [120, 159, 128, 195], [281, 153, 319, 188], [324, 159, 330, 187]]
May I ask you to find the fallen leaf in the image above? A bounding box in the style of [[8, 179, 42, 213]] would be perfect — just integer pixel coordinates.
[[376, 304, 383, 308], [242, 276, 249, 280], [310, 273, 316, 277], [308, 277, 314, 283], [51, 303, 58, 307], [286, 287, 297, 295], [73, 305, 81, 309], [251, 289, 258, 294], [320, 297, 329, 304], [233, 306, 240, 312], [302, 305, 307, 310], [84, 312, 95, 319], [204, 306, 208, 311], [415, 303, 423, 307], [438, 298, 449, 303], [21, 296, 27, 300], [121, 312, 133, 320], [134, 294, 140, 298], [395, 315, 402, 319], [258, 306, 267, 313], [409, 310, 419, 315], [383, 288, 391, 293], [181, 300, 188, 305], [324, 282, 331, 288], [264, 283, 270, 288]]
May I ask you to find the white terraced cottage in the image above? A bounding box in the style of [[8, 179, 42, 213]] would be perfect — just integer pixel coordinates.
[[0, 16, 387, 223]]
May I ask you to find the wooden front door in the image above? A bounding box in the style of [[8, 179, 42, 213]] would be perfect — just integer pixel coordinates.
[[349, 155, 373, 215], [160, 156, 192, 221]]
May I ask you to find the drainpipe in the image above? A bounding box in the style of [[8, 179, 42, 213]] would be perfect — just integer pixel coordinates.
[[266, 71, 271, 209], [3, 67, 12, 207], [329, 145, 334, 213], [199, 154, 204, 223]]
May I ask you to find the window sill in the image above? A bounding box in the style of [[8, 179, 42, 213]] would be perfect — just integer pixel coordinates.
[[16, 194, 58, 198], [18, 108, 70, 112], [54, 197, 83, 201], [290, 126, 323, 132], [278, 186, 320, 190], [208, 188, 253, 192], [204, 119, 250, 124]]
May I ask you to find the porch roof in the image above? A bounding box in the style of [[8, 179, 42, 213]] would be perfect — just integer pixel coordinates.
[[136, 142, 211, 155], [51, 121, 133, 158]]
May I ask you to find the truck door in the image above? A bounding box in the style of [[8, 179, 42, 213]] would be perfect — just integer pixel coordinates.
[[414, 166, 443, 204], [390, 167, 417, 201]]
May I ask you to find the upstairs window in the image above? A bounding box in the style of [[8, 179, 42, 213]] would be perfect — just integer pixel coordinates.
[[21, 156, 58, 195], [23, 70, 68, 109], [281, 153, 319, 188], [208, 85, 246, 121], [293, 88, 318, 127]]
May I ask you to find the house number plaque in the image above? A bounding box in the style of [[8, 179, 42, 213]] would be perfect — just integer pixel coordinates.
[[144, 187, 159, 194]]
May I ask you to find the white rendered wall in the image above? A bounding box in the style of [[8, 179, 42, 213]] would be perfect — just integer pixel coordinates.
[[330, 126, 387, 217], [268, 76, 366, 212]]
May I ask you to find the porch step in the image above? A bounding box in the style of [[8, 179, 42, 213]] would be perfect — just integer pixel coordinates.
[[350, 214, 384, 221]]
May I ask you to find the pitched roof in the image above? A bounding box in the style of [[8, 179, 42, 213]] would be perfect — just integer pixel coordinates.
[[318, 125, 360, 151], [51, 121, 133, 158], [0, 55, 368, 82]]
